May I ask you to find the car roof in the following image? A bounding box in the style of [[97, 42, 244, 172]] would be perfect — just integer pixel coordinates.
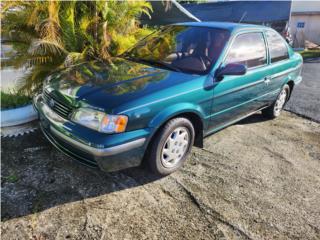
[[173, 21, 269, 32]]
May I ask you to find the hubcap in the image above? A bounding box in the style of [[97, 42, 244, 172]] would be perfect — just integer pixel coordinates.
[[274, 88, 287, 115], [161, 127, 190, 168]]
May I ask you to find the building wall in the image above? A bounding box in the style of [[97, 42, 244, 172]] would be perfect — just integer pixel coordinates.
[[290, 1, 320, 48], [290, 14, 320, 48], [291, 0, 320, 13]]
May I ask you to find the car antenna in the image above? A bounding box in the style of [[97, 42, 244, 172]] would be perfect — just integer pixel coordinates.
[[238, 11, 247, 23]]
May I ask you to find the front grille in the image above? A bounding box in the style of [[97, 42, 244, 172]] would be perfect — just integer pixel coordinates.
[[43, 90, 73, 119]]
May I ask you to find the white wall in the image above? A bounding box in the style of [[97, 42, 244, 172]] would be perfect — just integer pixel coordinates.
[[290, 14, 320, 48], [291, 0, 320, 13]]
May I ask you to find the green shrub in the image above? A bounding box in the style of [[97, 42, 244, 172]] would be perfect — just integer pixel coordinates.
[[0, 91, 31, 109], [299, 50, 320, 59]]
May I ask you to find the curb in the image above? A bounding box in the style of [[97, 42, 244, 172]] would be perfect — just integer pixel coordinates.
[[1, 104, 38, 127]]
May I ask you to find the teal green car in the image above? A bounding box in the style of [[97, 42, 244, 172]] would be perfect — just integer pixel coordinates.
[[33, 22, 303, 175]]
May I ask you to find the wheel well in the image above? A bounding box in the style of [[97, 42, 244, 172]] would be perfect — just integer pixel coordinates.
[[287, 80, 294, 100], [147, 112, 204, 151], [175, 112, 204, 148]]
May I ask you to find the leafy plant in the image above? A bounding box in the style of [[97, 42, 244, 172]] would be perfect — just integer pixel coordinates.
[[1, 0, 153, 94], [0, 91, 32, 109]]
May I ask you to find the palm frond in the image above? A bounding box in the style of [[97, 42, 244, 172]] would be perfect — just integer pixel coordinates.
[[28, 39, 68, 57], [27, 56, 53, 66], [2, 0, 153, 94], [18, 63, 58, 94], [59, 0, 78, 51]]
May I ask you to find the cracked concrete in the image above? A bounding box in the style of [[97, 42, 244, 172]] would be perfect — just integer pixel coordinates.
[[1, 111, 320, 240]]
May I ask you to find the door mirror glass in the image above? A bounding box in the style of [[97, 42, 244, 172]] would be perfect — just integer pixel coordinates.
[[215, 63, 247, 79]]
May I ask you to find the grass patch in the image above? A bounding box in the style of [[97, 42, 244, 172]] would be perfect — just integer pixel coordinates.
[[3, 174, 19, 183], [298, 49, 320, 59], [1, 91, 31, 109]]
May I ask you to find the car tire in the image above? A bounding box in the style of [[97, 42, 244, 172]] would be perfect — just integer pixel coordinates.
[[146, 117, 195, 176], [262, 84, 290, 119]]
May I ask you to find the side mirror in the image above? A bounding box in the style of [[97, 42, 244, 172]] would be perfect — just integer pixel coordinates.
[[215, 63, 247, 80]]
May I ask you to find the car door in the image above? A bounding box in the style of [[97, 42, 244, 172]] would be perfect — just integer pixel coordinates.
[[262, 30, 292, 104], [209, 31, 270, 131]]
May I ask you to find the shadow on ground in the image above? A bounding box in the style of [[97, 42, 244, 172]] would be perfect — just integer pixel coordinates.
[[1, 128, 162, 221], [1, 113, 269, 221], [237, 112, 270, 125]]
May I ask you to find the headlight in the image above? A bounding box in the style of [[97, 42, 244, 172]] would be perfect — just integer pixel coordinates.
[[71, 108, 128, 133]]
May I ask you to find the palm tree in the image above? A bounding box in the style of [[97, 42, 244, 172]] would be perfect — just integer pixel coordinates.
[[1, 0, 153, 94]]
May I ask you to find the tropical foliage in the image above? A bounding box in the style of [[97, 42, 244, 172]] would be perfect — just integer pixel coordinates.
[[1, 0, 153, 94]]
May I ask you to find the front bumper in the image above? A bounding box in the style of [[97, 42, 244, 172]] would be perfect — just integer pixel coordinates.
[[33, 94, 150, 172]]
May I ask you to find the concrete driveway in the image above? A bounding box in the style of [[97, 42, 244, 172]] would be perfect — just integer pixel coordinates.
[[285, 61, 320, 122], [1, 112, 320, 240]]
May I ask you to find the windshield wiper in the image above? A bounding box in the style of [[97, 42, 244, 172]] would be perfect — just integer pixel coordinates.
[[123, 56, 181, 73], [149, 60, 182, 73]]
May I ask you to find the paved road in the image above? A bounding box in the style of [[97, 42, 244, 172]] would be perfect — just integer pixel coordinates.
[[285, 60, 320, 122], [2, 112, 320, 239]]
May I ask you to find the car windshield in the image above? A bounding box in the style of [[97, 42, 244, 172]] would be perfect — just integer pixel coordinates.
[[122, 25, 230, 75]]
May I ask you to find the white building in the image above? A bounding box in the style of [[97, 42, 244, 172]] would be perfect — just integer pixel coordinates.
[[290, 0, 320, 48]]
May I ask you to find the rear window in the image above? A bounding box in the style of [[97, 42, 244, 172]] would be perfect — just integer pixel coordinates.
[[225, 32, 267, 68], [265, 30, 289, 63]]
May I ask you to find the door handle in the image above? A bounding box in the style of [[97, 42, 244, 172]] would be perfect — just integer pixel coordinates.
[[264, 76, 271, 84]]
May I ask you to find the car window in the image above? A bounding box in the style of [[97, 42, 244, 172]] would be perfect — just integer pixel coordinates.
[[265, 30, 289, 63], [225, 32, 267, 69]]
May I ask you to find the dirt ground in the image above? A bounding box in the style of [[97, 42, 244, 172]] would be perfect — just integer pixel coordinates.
[[1, 111, 320, 240]]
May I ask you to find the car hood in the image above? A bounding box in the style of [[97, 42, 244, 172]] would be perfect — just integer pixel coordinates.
[[45, 58, 199, 112]]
